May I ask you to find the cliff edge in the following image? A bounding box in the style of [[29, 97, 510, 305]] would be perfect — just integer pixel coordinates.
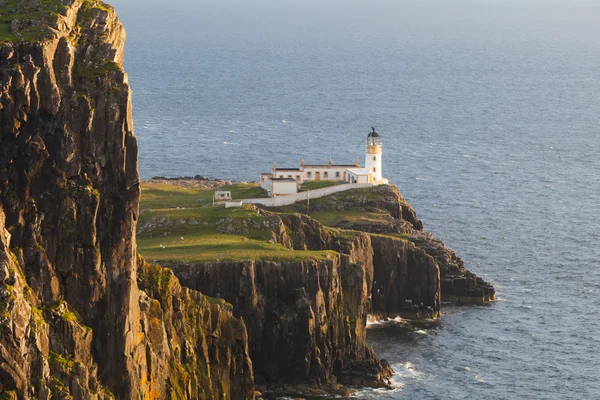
[[0, 1, 253, 398]]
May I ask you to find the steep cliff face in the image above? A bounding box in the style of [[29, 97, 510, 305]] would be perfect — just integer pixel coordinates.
[[278, 185, 495, 305], [0, 205, 112, 398], [0, 1, 254, 398], [276, 213, 440, 319], [166, 213, 440, 388], [369, 235, 439, 319], [169, 256, 393, 389], [137, 258, 254, 399]]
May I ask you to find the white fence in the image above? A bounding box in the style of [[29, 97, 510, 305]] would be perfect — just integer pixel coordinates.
[[240, 183, 375, 207]]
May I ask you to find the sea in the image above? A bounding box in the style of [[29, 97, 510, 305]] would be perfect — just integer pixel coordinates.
[[109, 0, 600, 398]]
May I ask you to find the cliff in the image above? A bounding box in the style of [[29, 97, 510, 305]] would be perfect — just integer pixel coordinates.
[[0, 1, 253, 398], [276, 185, 495, 305], [145, 183, 494, 393]]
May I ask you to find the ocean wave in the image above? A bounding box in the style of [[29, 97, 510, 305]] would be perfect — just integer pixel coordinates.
[[366, 316, 404, 328]]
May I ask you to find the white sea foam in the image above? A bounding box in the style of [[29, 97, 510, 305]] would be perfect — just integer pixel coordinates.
[[352, 369, 406, 398], [366, 316, 403, 328]]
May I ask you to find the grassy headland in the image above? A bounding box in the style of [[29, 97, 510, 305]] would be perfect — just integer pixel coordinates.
[[137, 181, 336, 263]]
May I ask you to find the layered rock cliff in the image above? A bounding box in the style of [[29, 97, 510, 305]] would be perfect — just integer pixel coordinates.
[[164, 186, 494, 391], [0, 1, 253, 398], [278, 185, 495, 305], [166, 210, 439, 389]]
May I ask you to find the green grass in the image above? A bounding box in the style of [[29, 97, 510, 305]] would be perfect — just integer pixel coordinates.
[[299, 181, 342, 191], [138, 232, 336, 263], [140, 183, 211, 209], [61, 311, 78, 322], [0, 20, 15, 42], [305, 210, 391, 228], [48, 350, 78, 374], [222, 182, 269, 200], [138, 182, 337, 263], [0, 0, 68, 43], [73, 60, 121, 82], [371, 232, 413, 241], [139, 182, 267, 209], [0, 0, 114, 43]]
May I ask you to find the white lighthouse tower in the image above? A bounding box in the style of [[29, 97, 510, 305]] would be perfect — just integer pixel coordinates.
[[365, 127, 383, 183]]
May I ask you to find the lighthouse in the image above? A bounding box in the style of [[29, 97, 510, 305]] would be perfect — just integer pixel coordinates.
[[260, 127, 388, 195], [365, 127, 383, 183]]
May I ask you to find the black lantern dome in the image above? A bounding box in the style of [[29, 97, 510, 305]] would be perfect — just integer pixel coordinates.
[[367, 127, 382, 147]]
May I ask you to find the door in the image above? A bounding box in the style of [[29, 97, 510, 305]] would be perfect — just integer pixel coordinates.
[[315, 171, 321, 181]]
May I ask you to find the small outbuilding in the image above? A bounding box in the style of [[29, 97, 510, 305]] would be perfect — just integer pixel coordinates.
[[214, 190, 232, 201], [271, 178, 298, 196]]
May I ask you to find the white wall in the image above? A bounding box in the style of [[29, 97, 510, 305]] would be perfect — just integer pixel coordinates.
[[365, 149, 382, 182], [272, 180, 298, 196], [260, 176, 272, 192], [275, 171, 303, 181], [301, 166, 348, 182], [241, 183, 376, 207], [273, 167, 350, 183]]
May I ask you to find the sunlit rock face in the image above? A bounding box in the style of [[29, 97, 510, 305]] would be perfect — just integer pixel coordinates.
[[0, 1, 254, 398]]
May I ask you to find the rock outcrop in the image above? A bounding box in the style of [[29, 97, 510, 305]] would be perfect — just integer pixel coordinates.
[[169, 256, 394, 391], [0, 1, 254, 398], [166, 212, 440, 389], [278, 185, 495, 305]]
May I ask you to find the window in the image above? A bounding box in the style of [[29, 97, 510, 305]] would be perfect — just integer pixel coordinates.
[[296, 175, 300, 180], [288, 175, 292, 178], [324, 172, 328, 178], [373, 167, 376, 172], [307, 172, 312, 177], [373, 156, 376, 161], [279, 175, 283, 178], [336, 172, 340, 178]]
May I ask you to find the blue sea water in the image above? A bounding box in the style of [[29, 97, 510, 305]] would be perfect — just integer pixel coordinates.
[[109, 0, 600, 398]]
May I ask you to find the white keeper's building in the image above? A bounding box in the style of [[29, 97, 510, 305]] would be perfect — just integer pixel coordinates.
[[260, 128, 389, 197]]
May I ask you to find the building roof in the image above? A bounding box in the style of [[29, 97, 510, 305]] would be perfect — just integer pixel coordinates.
[[303, 164, 357, 168], [275, 168, 301, 171], [346, 168, 370, 175], [260, 173, 273, 176], [368, 127, 380, 138], [271, 178, 297, 182]]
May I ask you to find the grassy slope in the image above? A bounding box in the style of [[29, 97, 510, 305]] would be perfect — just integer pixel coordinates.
[[0, 0, 112, 43], [137, 182, 335, 263], [299, 181, 341, 191], [276, 186, 395, 229]]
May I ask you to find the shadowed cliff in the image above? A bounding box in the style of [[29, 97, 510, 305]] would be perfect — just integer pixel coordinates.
[[0, 1, 253, 398]]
